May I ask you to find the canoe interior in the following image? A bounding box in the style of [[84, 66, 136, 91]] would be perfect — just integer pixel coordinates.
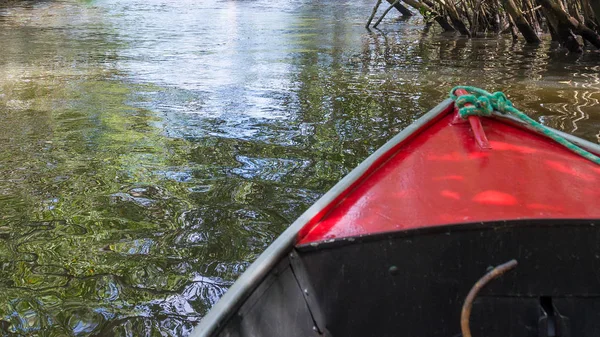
[[216, 219, 600, 337]]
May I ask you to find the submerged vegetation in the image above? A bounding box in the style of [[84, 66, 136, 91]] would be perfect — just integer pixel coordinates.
[[368, 0, 600, 52]]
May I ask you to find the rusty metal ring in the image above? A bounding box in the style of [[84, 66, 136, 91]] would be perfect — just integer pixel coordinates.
[[461, 259, 518, 337]]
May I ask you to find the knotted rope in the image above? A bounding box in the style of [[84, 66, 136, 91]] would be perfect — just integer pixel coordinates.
[[450, 86, 600, 165]]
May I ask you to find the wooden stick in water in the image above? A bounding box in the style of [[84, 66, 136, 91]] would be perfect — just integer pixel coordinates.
[[374, 0, 401, 28]]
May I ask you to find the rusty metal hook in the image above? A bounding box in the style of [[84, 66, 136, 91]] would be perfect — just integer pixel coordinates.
[[460, 259, 518, 337]]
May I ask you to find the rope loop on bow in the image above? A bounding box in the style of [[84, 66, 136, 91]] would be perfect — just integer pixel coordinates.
[[449, 86, 600, 165]]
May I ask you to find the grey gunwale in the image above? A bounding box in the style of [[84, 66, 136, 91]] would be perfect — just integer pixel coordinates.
[[492, 112, 600, 155], [189, 99, 454, 337]]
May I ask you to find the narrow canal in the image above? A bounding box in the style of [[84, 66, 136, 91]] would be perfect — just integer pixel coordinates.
[[0, 0, 598, 335]]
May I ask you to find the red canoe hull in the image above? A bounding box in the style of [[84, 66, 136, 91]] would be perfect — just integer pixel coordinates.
[[299, 102, 600, 244]]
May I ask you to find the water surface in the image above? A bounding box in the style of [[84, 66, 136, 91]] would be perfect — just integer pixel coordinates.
[[0, 0, 599, 335]]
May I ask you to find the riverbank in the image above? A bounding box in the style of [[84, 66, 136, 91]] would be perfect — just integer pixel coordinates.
[[367, 0, 600, 53]]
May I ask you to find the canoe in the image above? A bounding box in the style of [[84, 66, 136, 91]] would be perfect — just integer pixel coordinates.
[[191, 91, 600, 337]]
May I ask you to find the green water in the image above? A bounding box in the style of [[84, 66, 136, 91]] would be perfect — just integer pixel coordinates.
[[0, 0, 598, 335]]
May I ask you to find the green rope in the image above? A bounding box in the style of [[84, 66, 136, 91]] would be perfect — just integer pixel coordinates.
[[450, 86, 600, 165]]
